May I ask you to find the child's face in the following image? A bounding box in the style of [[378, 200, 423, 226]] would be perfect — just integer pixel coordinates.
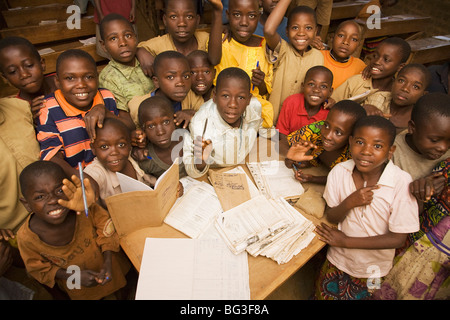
[[332, 22, 361, 60], [213, 77, 252, 128], [302, 70, 333, 108], [101, 19, 137, 67], [91, 124, 132, 173], [141, 107, 175, 149], [56, 57, 98, 111], [321, 109, 356, 152], [409, 116, 450, 160], [163, 0, 199, 44], [391, 68, 427, 107], [287, 12, 316, 54], [350, 126, 396, 174], [153, 58, 191, 102], [21, 172, 70, 225], [227, 0, 260, 45], [189, 55, 215, 96], [0, 45, 45, 95], [370, 43, 404, 80]]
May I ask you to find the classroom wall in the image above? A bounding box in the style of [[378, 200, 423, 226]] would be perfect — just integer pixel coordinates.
[[383, 0, 450, 37]]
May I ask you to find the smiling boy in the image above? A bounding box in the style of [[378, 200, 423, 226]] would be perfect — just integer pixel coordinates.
[[36, 49, 119, 178]]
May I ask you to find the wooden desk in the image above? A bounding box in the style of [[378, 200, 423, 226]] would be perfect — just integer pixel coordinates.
[[356, 14, 431, 39], [408, 35, 450, 65], [330, 0, 370, 21], [118, 136, 329, 300]]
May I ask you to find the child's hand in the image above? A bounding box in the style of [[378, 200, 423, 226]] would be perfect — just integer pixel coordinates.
[[174, 110, 195, 129], [286, 140, 317, 163], [208, 0, 224, 11], [136, 48, 155, 77], [131, 146, 150, 162], [96, 251, 113, 286], [409, 171, 445, 202], [251, 66, 267, 95], [315, 223, 348, 247], [361, 64, 372, 80], [322, 97, 336, 109], [83, 104, 107, 142], [294, 169, 315, 183], [347, 184, 380, 208], [0, 229, 14, 242], [58, 175, 96, 214], [80, 270, 102, 287], [0, 241, 13, 277], [30, 95, 45, 121], [194, 136, 213, 164], [177, 181, 184, 197], [131, 129, 146, 148], [311, 35, 326, 50]]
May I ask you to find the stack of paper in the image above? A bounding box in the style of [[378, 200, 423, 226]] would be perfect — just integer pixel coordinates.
[[215, 195, 315, 264], [247, 161, 305, 200]]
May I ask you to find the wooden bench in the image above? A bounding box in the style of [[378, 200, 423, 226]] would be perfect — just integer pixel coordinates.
[[356, 14, 431, 39], [0, 16, 96, 45], [330, 0, 370, 21], [5, 0, 72, 8], [2, 3, 71, 28], [408, 35, 450, 65]]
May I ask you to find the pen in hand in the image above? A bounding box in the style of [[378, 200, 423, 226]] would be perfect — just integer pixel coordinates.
[[78, 162, 89, 217]]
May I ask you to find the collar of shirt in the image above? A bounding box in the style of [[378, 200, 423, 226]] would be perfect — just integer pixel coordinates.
[[340, 159, 396, 188], [109, 58, 139, 80], [54, 89, 105, 117]]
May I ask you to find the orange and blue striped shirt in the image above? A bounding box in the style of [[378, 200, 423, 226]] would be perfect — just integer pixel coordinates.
[[36, 88, 118, 169]]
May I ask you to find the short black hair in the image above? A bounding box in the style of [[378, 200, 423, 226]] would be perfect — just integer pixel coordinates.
[[96, 117, 131, 141], [216, 67, 251, 92], [304, 65, 333, 85], [335, 19, 363, 38], [411, 92, 450, 128], [138, 96, 174, 126], [19, 161, 67, 198], [396, 63, 431, 88], [99, 13, 135, 41], [287, 6, 317, 27], [152, 50, 189, 77], [331, 100, 367, 122], [0, 36, 41, 67], [352, 115, 396, 146], [56, 49, 97, 75], [380, 37, 411, 63], [187, 49, 213, 67]]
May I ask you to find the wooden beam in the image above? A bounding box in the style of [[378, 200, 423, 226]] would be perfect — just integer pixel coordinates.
[[331, 0, 370, 20], [408, 35, 450, 65], [2, 3, 70, 28]]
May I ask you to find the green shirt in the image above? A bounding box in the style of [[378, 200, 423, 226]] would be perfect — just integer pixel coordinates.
[[99, 58, 154, 112]]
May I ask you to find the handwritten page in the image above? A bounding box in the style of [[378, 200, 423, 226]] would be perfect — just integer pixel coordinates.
[[209, 170, 251, 211], [222, 166, 261, 198], [247, 161, 305, 200], [164, 184, 223, 239], [135, 238, 250, 300]]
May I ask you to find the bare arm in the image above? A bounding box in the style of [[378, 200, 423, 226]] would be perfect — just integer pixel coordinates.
[[206, 0, 224, 66], [264, 0, 291, 50]]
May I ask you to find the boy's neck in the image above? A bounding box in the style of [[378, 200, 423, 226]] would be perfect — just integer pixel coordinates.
[[304, 103, 322, 118], [330, 50, 349, 63], [115, 57, 137, 68], [173, 37, 199, 56], [389, 101, 413, 115], [372, 76, 394, 91], [153, 141, 182, 165], [404, 132, 423, 156], [29, 210, 77, 246], [233, 35, 262, 47], [353, 163, 386, 186]]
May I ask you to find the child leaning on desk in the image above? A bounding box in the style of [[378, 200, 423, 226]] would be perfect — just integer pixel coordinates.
[[313, 116, 419, 300], [183, 67, 262, 178], [17, 160, 131, 300]]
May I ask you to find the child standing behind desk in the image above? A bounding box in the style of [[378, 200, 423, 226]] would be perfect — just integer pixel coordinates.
[[215, 0, 274, 128], [285, 100, 367, 185], [314, 116, 419, 300], [331, 37, 411, 116], [187, 50, 216, 104], [98, 13, 154, 115], [0, 36, 57, 122], [84, 117, 156, 208], [183, 67, 262, 178], [321, 20, 366, 89], [135, 0, 223, 77], [17, 161, 130, 300], [264, 0, 324, 125]]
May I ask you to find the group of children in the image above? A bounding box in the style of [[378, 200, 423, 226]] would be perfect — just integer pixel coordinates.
[[0, 0, 448, 300]]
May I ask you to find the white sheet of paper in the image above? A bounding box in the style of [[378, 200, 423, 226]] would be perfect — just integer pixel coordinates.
[[116, 172, 153, 192], [135, 238, 250, 300]]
